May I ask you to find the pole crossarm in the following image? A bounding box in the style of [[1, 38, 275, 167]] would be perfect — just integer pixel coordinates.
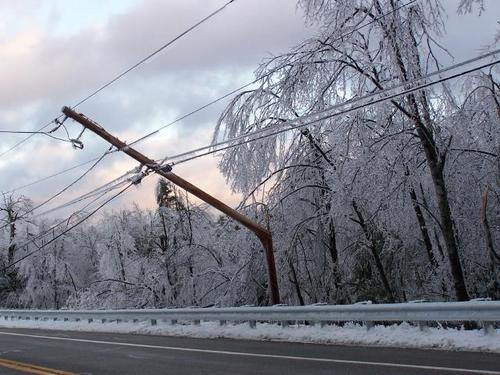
[[61, 106, 280, 304]]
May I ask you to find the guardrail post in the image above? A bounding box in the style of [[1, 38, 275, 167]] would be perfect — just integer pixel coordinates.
[[151, 319, 157, 326], [418, 322, 428, 331], [88, 318, 93, 323], [249, 320, 256, 329], [170, 319, 177, 325], [101, 319, 106, 324], [194, 319, 200, 326], [219, 320, 226, 326], [480, 321, 495, 336]]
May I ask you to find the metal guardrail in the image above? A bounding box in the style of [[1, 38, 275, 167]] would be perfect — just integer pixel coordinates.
[[1, 301, 499, 332]]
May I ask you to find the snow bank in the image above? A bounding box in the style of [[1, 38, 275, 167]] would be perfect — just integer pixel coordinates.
[[0, 319, 498, 353]]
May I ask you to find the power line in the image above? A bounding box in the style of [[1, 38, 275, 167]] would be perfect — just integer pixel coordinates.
[[160, 50, 500, 167], [34, 168, 141, 218], [46, 40, 492, 224], [0, 130, 68, 143], [0, 118, 77, 158], [30, 29, 493, 223], [3, 157, 102, 195], [128, 79, 259, 148], [1, 0, 417, 194], [0, 149, 112, 231], [71, 0, 237, 109], [0, 120, 57, 159], [30, 149, 112, 212], [27, 50, 500, 220], [0, 0, 447, 267], [3, 180, 137, 271], [124, 0, 419, 149], [2, 186, 113, 270], [3, 79, 258, 196], [0, 0, 237, 159]]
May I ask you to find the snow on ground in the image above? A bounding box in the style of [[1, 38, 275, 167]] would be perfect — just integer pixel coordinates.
[[1, 318, 498, 353]]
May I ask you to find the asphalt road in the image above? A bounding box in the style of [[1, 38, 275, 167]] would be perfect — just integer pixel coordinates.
[[0, 328, 499, 375]]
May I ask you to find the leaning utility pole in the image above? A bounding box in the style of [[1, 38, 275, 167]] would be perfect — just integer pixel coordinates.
[[62, 106, 280, 305]]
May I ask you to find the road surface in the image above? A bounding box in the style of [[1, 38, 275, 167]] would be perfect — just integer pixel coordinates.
[[0, 328, 499, 374]]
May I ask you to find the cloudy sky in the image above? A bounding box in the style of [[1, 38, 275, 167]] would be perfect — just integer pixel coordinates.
[[0, 0, 498, 219]]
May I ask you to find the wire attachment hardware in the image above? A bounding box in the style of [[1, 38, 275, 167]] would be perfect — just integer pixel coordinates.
[[50, 115, 68, 133], [158, 164, 173, 173], [69, 125, 87, 150], [70, 139, 84, 149], [131, 174, 143, 186], [130, 170, 150, 186]]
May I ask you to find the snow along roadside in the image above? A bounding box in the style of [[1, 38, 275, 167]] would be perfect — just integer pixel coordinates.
[[0, 319, 498, 353]]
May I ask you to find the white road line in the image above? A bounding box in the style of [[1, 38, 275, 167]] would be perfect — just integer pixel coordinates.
[[1, 331, 499, 374]]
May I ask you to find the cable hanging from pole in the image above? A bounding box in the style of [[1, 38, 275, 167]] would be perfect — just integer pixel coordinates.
[[1, 0, 419, 194], [0, 148, 113, 231], [17, 44, 495, 224], [2, 179, 139, 271], [0, 0, 414, 161], [159, 50, 500, 167], [22, 48, 499, 225], [33, 167, 145, 218]]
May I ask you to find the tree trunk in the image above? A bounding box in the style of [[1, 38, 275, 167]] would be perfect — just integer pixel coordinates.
[[481, 187, 500, 298], [352, 200, 395, 303], [410, 188, 437, 268], [7, 210, 16, 265], [289, 260, 305, 306], [378, 8, 470, 300]]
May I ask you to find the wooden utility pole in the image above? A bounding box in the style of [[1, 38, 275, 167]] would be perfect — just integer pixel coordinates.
[[62, 106, 280, 305]]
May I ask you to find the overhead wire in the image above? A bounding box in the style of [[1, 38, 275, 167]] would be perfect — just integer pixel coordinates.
[[0, 149, 113, 231], [2, 187, 115, 270], [1, 0, 417, 195], [0, 119, 60, 159], [159, 50, 500, 167], [3, 0, 491, 268], [21, 48, 499, 244], [0, 130, 71, 143], [3, 157, 102, 195], [40, 39, 493, 223], [71, 0, 237, 109], [3, 180, 138, 271], [3, 76, 261, 197], [0, 0, 237, 158], [5, 46, 491, 272], [124, 0, 419, 149], [2, 32, 495, 224], [33, 167, 142, 218], [0, 0, 241, 229]]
